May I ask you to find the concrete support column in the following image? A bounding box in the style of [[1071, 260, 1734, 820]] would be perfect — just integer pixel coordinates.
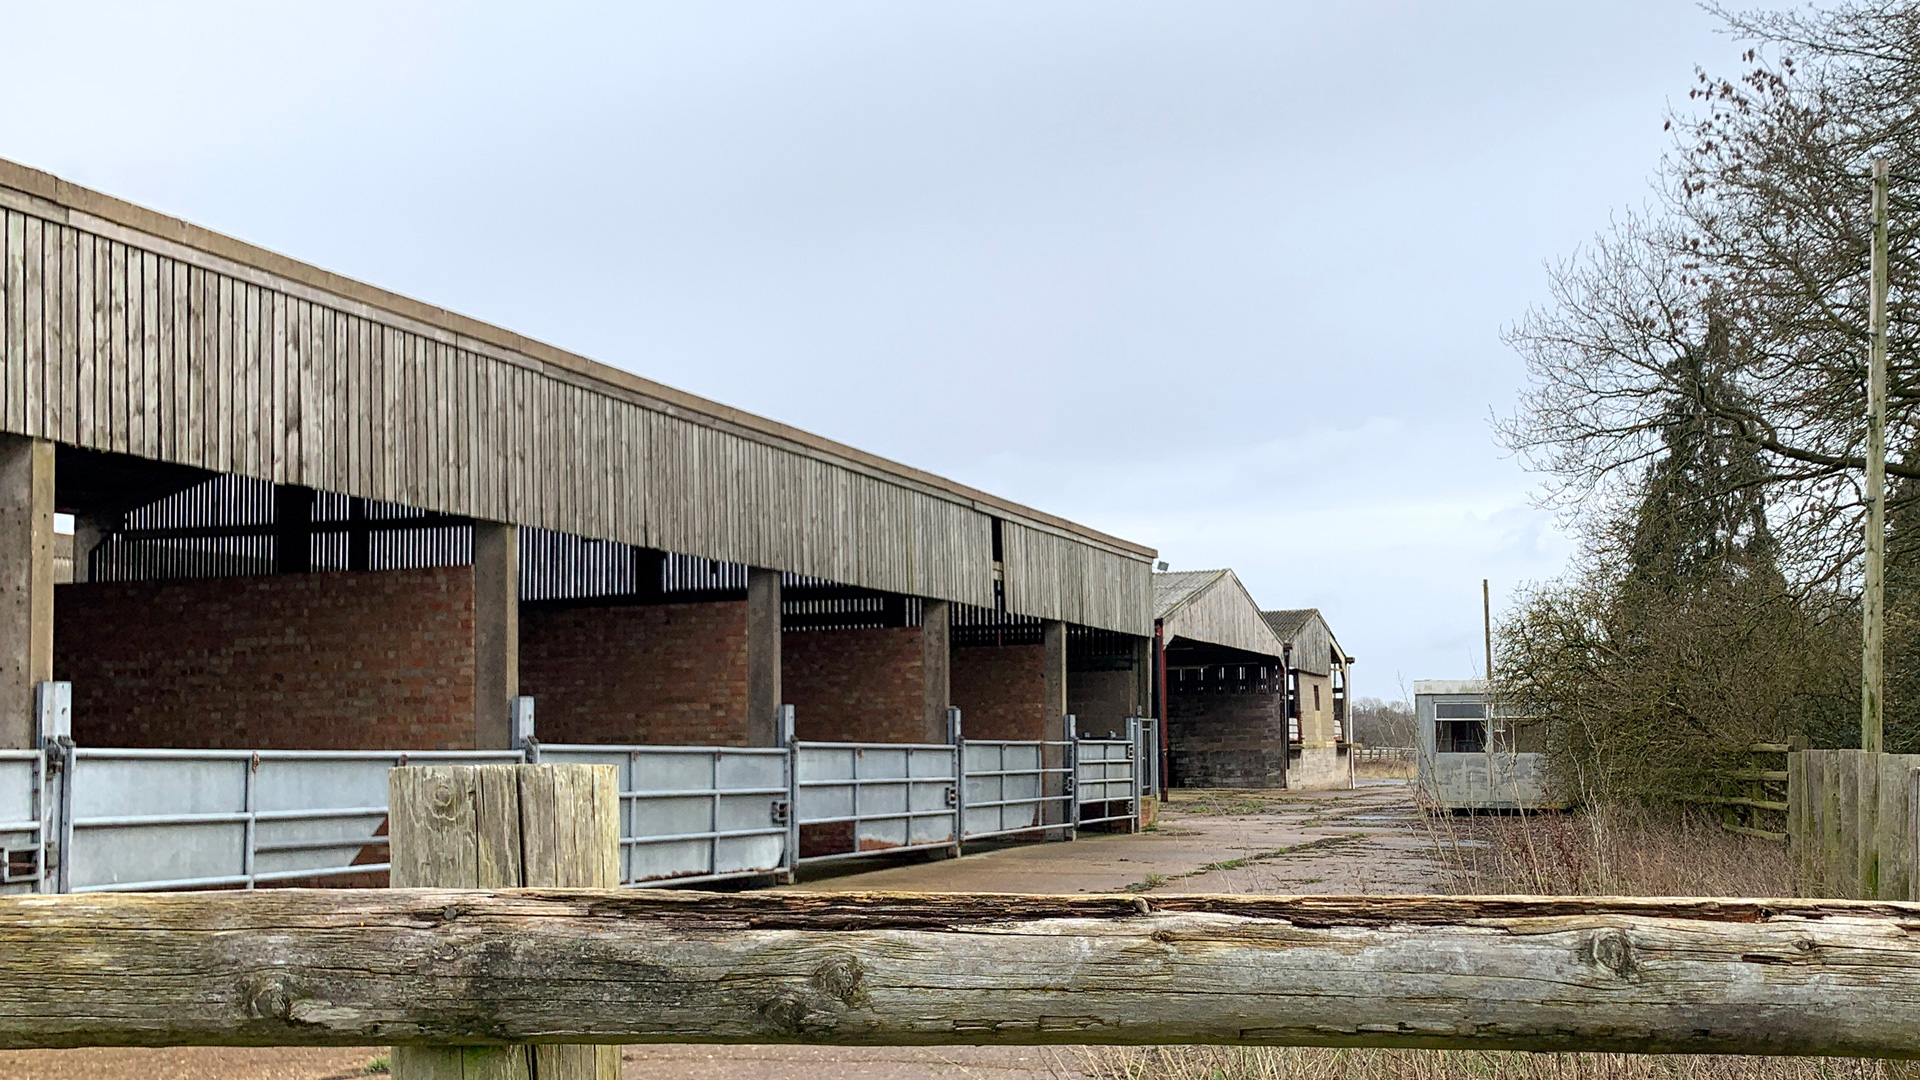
[[0, 437, 53, 749], [472, 521, 519, 750], [1042, 619, 1069, 830], [746, 567, 782, 746], [922, 600, 950, 743], [71, 515, 104, 584]]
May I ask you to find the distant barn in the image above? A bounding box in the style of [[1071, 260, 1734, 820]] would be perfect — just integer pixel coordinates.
[[1152, 571, 1352, 791]]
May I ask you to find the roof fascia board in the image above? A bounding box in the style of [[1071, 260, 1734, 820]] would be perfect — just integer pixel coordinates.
[[0, 158, 1154, 562]]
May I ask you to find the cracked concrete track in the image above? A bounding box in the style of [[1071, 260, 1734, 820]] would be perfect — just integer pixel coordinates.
[[782, 778, 1442, 897]]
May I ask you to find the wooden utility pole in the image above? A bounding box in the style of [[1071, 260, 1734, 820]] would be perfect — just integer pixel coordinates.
[[1864, 158, 1890, 755], [1482, 579, 1493, 683]]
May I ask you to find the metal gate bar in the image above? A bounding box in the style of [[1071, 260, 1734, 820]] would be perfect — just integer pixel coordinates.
[[0, 750, 45, 893], [64, 747, 520, 893], [536, 743, 789, 887], [793, 741, 958, 864]]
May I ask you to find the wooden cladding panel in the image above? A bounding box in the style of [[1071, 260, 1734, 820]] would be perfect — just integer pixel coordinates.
[[1002, 520, 1152, 636], [0, 203, 1153, 628], [1160, 572, 1284, 660]]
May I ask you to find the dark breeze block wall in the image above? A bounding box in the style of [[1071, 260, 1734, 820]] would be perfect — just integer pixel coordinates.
[[1166, 687, 1288, 788]]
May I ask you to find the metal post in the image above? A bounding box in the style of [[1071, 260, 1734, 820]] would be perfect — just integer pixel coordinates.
[[34, 682, 69, 895], [1154, 622, 1170, 801], [510, 696, 537, 762], [241, 753, 257, 889], [778, 705, 798, 883], [1865, 157, 1890, 756], [1124, 716, 1141, 833], [948, 706, 965, 857], [1066, 714, 1080, 839]]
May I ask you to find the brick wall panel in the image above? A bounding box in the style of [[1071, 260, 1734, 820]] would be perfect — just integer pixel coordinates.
[[951, 644, 1046, 741], [1167, 688, 1288, 788], [519, 601, 750, 746], [782, 627, 925, 743], [57, 567, 478, 750]]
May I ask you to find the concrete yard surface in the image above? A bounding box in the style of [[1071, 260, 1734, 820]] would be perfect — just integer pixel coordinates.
[[784, 779, 1441, 896]]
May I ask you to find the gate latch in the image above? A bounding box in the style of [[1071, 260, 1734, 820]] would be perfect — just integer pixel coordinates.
[[770, 799, 790, 826], [2, 845, 42, 884], [944, 785, 958, 808]]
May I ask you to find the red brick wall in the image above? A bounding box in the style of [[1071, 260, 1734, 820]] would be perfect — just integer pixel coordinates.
[[56, 567, 478, 750], [782, 627, 928, 742], [952, 643, 1047, 740], [519, 601, 751, 746]]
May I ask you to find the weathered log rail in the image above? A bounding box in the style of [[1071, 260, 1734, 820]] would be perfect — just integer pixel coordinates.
[[1, 888, 1917, 1058]]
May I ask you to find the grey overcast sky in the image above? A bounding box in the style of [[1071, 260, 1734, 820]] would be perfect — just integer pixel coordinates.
[[0, 1, 1772, 698]]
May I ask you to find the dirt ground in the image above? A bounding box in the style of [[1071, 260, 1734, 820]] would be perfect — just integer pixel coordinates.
[[0, 781, 1434, 1080]]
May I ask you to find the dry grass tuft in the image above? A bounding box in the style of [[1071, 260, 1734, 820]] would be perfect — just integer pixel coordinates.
[[1166, 789, 1293, 817], [1421, 800, 1792, 897], [1082, 798, 1860, 1080], [1353, 758, 1415, 780], [1081, 1047, 1888, 1080]]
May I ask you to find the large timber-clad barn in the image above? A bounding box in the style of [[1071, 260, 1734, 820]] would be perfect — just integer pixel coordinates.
[[0, 158, 1180, 892], [0, 157, 1155, 765]]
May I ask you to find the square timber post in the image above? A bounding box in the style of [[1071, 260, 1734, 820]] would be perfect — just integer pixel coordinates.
[[0, 436, 53, 751], [1042, 619, 1069, 837], [388, 762, 620, 1080]]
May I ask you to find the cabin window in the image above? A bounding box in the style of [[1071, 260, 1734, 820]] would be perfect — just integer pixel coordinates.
[[1435, 702, 1486, 719], [1313, 685, 1321, 711], [1437, 719, 1487, 753]]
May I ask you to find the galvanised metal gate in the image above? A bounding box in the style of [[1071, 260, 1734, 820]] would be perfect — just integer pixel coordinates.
[[793, 740, 960, 863], [58, 747, 522, 893], [16, 686, 1153, 892], [953, 708, 1074, 843], [534, 742, 789, 887], [0, 750, 46, 894], [1073, 716, 1142, 830]]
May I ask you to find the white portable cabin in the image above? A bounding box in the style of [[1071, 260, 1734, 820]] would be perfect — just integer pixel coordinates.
[[1413, 679, 1556, 811]]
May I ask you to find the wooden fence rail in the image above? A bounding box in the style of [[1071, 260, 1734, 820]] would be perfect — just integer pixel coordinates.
[[0, 888, 1916, 1058]]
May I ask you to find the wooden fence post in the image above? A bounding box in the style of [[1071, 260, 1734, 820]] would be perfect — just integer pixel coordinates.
[[389, 763, 620, 1080]]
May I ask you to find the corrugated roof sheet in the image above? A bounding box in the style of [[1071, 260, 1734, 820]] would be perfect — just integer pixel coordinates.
[[1262, 608, 1317, 641], [1153, 569, 1229, 620]]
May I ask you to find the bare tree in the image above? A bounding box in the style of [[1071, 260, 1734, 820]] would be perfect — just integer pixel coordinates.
[[1502, 0, 1920, 585]]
